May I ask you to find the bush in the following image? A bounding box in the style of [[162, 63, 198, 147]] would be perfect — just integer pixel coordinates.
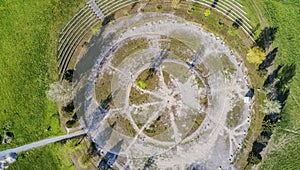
[[156, 5, 162, 10], [247, 151, 262, 165], [136, 80, 147, 89], [204, 9, 211, 17], [66, 120, 76, 128]]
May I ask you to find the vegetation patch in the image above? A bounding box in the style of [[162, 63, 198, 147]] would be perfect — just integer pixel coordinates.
[[144, 108, 172, 137], [130, 87, 152, 105], [111, 38, 149, 67], [226, 101, 244, 128], [194, 75, 205, 88], [195, 63, 209, 76], [169, 38, 195, 61], [135, 69, 159, 91], [136, 80, 147, 89], [184, 112, 206, 138], [94, 70, 115, 108], [220, 55, 237, 74], [163, 71, 172, 86], [204, 9, 211, 17], [107, 114, 137, 137]]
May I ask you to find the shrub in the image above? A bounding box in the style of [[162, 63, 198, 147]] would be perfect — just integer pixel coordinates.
[[135, 80, 147, 89], [204, 9, 211, 17], [156, 5, 162, 10]]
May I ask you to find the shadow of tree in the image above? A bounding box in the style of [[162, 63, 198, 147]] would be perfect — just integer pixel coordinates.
[[98, 139, 124, 170], [247, 131, 272, 165], [263, 65, 282, 88], [102, 14, 115, 27], [94, 122, 116, 148], [143, 156, 156, 170], [100, 88, 120, 110], [130, 1, 139, 10], [232, 18, 243, 29], [274, 64, 296, 108], [276, 86, 290, 108], [146, 50, 168, 80], [63, 69, 74, 82], [259, 47, 278, 70], [277, 64, 296, 86], [249, 63, 296, 165], [255, 27, 278, 50], [88, 141, 99, 156], [72, 27, 117, 125], [211, 0, 219, 8], [263, 64, 296, 109], [62, 100, 75, 113], [100, 93, 113, 110]]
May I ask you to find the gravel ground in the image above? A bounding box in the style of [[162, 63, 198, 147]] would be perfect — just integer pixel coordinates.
[[72, 13, 252, 170]]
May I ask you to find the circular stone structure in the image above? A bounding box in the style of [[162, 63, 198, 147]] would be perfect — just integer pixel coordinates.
[[73, 13, 252, 169]]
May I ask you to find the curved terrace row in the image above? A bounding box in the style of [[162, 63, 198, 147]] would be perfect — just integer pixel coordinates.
[[191, 0, 254, 39], [57, 0, 254, 78], [57, 0, 139, 77]]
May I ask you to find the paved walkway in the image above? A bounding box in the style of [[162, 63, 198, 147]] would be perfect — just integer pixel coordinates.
[[0, 129, 87, 157]]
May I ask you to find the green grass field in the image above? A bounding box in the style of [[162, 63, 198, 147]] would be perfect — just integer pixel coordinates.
[[255, 0, 300, 169], [237, 0, 300, 169], [0, 0, 86, 169], [239, 0, 300, 169]]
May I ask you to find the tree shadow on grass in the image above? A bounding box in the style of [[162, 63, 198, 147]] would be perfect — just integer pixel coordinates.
[[255, 27, 278, 50], [263, 64, 296, 108], [258, 47, 278, 71], [99, 88, 120, 111], [146, 49, 168, 80], [263, 65, 282, 88], [277, 64, 296, 86], [62, 100, 75, 113]]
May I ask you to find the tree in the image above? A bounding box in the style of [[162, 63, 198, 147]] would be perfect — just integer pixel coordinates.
[[47, 82, 73, 104], [63, 69, 74, 82], [246, 46, 266, 64], [66, 119, 77, 128], [247, 151, 262, 165], [262, 99, 282, 115]]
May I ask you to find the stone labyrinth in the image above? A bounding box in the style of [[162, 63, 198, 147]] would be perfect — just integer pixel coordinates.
[[73, 13, 252, 169]]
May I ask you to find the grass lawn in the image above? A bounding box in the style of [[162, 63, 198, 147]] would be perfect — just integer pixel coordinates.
[[9, 139, 83, 170], [256, 0, 300, 169], [238, 0, 300, 169], [0, 0, 86, 169]]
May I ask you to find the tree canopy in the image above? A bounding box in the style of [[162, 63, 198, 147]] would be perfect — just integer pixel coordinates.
[[262, 99, 282, 115], [246, 47, 266, 64]]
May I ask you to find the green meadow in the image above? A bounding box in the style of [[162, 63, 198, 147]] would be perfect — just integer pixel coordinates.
[[256, 0, 300, 169], [0, 0, 86, 169]]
